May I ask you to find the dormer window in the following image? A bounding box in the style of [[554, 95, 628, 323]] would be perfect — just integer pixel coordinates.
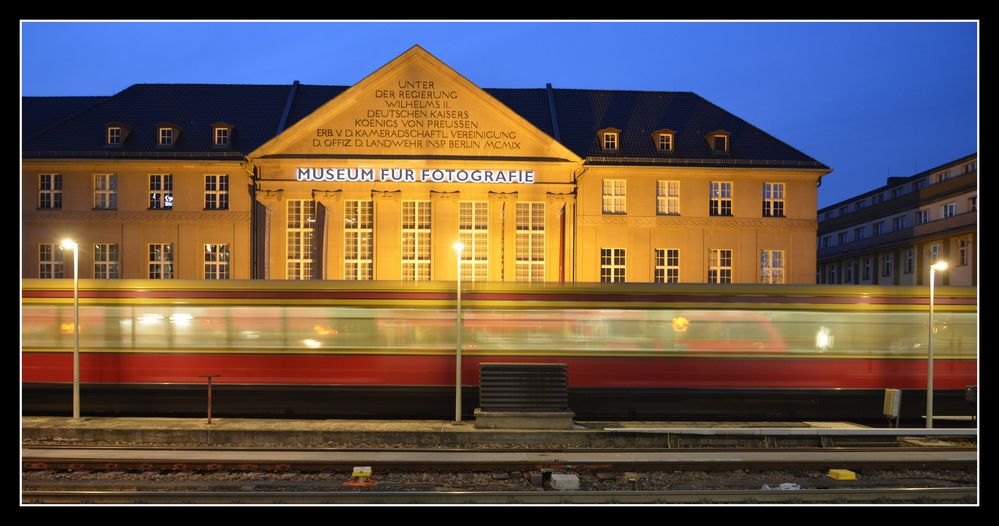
[[708, 131, 730, 153], [603, 132, 618, 150], [159, 127, 174, 146], [104, 123, 130, 147], [599, 128, 621, 151], [212, 122, 234, 148], [214, 127, 229, 146], [653, 129, 675, 152]]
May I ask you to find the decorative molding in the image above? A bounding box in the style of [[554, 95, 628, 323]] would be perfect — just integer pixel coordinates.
[[23, 210, 251, 223], [429, 190, 461, 201], [546, 192, 577, 204], [258, 189, 284, 202], [312, 189, 343, 204], [578, 215, 816, 229], [488, 191, 518, 202], [371, 189, 402, 201]]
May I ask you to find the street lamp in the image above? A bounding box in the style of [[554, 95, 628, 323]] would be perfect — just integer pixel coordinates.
[[927, 260, 949, 429], [60, 239, 80, 419], [453, 241, 464, 424]]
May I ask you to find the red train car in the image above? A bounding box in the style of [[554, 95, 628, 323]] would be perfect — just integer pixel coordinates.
[[21, 280, 977, 421]]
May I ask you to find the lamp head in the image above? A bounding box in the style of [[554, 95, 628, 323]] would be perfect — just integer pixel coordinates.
[[453, 241, 464, 253], [930, 261, 949, 272], [60, 239, 78, 250]]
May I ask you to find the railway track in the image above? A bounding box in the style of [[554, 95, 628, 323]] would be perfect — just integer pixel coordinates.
[[21, 487, 977, 504], [23, 445, 977, 471], [22, 444, 977, 504]]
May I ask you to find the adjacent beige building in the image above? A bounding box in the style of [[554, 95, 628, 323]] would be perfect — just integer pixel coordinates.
[[817, 153, 976, 287]]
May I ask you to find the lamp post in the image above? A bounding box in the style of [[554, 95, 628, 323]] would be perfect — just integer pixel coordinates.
[[452, 241, 465, 424], [927, 260, 949, 429], [60, 239, 80, 419]]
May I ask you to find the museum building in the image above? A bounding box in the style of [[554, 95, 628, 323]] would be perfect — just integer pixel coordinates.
[[22, 46, 830, 284]]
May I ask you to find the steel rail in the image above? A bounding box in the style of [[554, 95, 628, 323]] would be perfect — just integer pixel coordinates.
[[21, 487, 977, 504]]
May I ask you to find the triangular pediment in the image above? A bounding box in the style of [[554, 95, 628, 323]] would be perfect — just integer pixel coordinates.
[[250, 45, 580, 163]]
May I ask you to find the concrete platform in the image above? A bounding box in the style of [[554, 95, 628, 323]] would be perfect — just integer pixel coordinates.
[[21, 416, 974, 449]]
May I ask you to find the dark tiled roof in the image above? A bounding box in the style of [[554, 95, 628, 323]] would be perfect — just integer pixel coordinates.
[[22, 96, 106, 139], [24, 84, 294, 158], [551, 89, 826, 168], [23, 83, 827, 169]]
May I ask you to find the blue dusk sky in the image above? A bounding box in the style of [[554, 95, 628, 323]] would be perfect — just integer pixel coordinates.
[[20, 21, 978, 209]]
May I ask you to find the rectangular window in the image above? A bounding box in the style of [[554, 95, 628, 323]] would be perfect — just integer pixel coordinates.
[[904, 249, 914, 274], [204, 174, 229, 210], [891, 187, 903, 198], [148, 243, 174, 279], [917, 210, 930, 225], [854, 200, 865, 211], [829, 263, 838, 285], [94, 174, 117, 210], [149, 174, 173, 209], [602, 179, 626, 214], [873, 193, 884, 204], [959, 239, 970, 266], [459, 201, 489, 282], [892, 215, 907, 231], [107, 126, 121, 145], [873, 221, 885, 236], [882, 253, 894, 278], [657, 133, 673, 151], [837, 232, 847, 245], [656, 180, 680, 215], [942, 202, 957, 218], [913, 179, 926, 191], [969, 196, 976, 211], [654, 248, 680, 284], [214, 127, 229, 146], [708, 249, 733, 284], [839, 206, 849, 216], [930, 243, 941, 265], [603, 132, 618, 150], [862, 257, 872, 281], [93, 243, 120, 279], [158, 127, 173, 146], [38, 174, 62, 209], [709, 181, 733, 216], [854, 226, 865, 241], [600, 248, 626, 283], [287, 199, 315, 280], [39, 243, 64, 278], [845, 261, 854, 283], [821, 236, 831, 249], [515, 202, 545, 282], [402, 201, 432, 281], [204, 244, 230, 279], [344, 200, 374, 280], [760, 250, 785, 284], [712, 134, 728, 152], [762, 183, 785, 217]]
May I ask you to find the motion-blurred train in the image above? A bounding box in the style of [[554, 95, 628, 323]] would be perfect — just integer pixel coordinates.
[[21, 280, 977, 421]]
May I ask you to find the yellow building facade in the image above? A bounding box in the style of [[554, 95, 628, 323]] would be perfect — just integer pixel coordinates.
[[22, 46, 830, 284]]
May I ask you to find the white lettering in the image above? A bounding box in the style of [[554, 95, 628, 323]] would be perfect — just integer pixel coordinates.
[[296, 167, 535, 184]]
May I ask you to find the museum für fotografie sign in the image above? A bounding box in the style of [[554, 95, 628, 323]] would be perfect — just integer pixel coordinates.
[[296, 167, 535, 184]]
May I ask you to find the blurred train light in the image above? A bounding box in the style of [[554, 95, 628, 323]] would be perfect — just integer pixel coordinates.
[[816, 326, 834, 350], [303, 339, 321, 349], [60, 322, 75, 334], [138, 314, 164, 324], [313, 324, 338, 335], [169, 313, 193, 326], [240, 330, 261, 339], [671, 316, 690, 333]]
